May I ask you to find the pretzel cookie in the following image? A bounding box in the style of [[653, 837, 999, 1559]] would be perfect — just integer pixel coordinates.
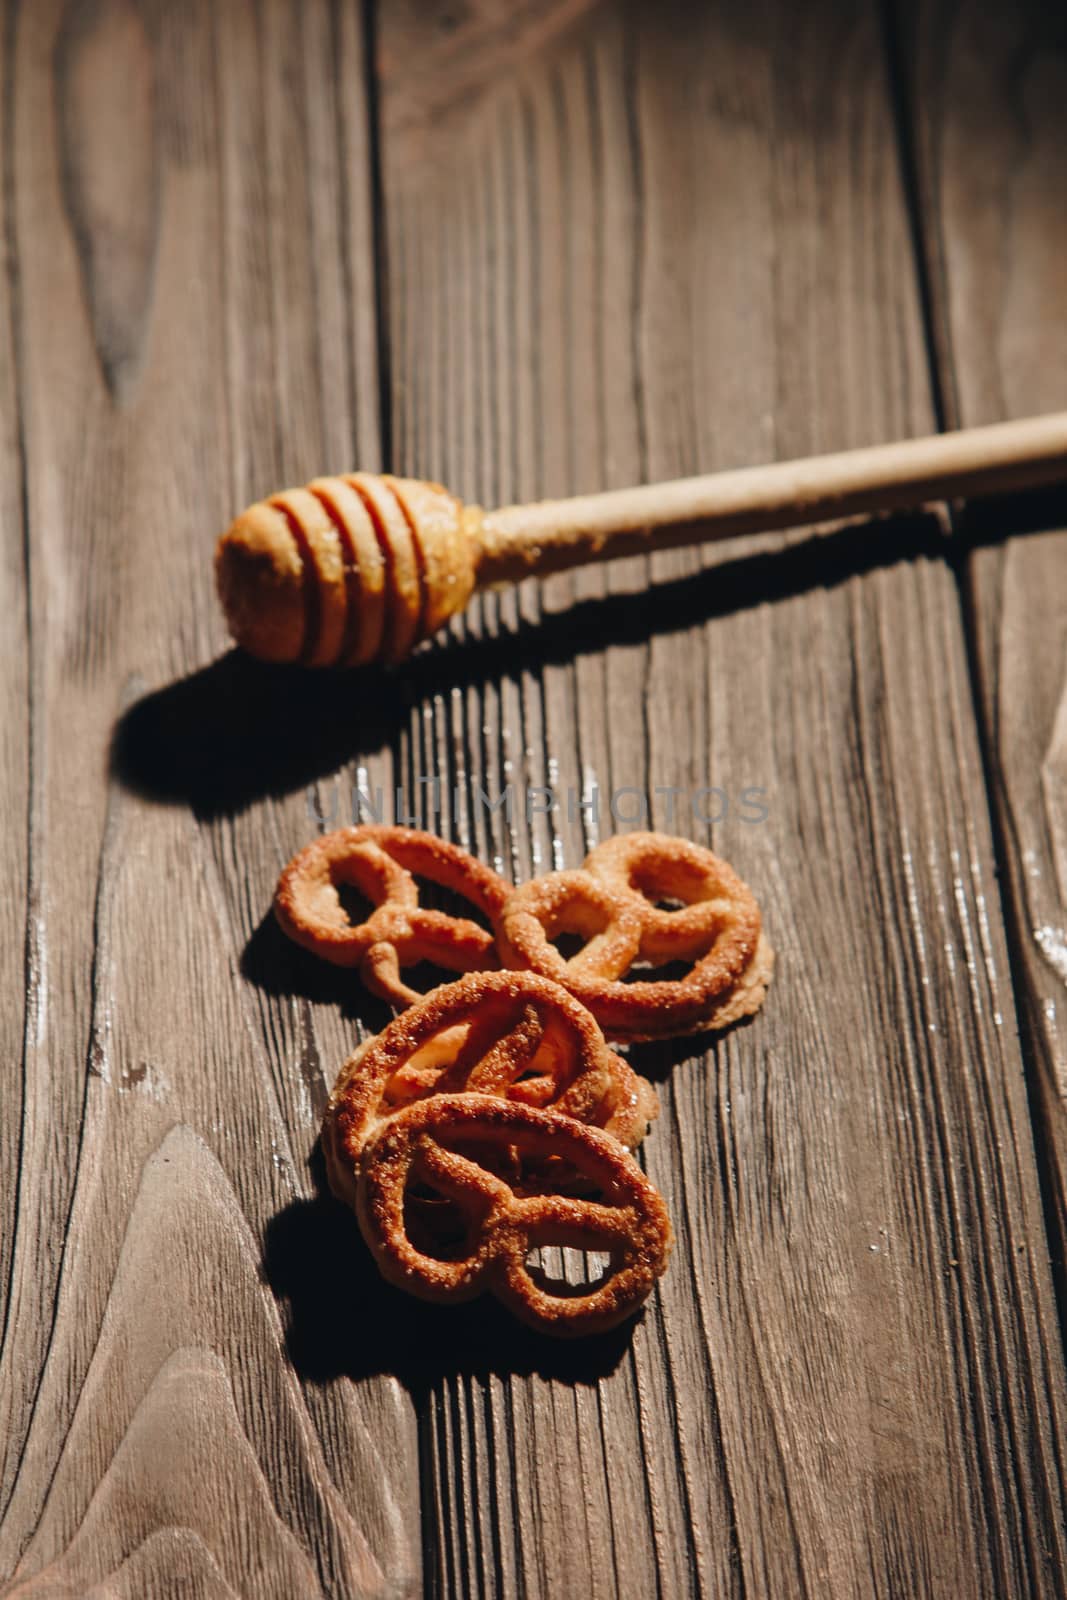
[[497, 832, 773, 1042], [322, 969, 658, 1212], [356, 1094, 672, 1337], [274, 825, 509, 1006]]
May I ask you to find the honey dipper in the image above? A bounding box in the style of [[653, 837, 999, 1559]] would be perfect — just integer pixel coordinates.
[[215, 412, 1067, 666]]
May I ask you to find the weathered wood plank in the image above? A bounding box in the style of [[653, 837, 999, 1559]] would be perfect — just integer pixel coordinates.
[[898, 0, 1067, 1298], [375, 1, 1067, 1595], [0, 0, 31, 1428], [0, 2, 416, 1594]]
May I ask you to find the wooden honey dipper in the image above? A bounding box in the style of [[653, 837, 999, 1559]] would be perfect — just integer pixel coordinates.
[[215, 412, 1067, 666]]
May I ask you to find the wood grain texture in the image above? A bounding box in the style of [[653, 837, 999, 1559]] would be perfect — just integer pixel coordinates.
[[0, 2, 415, 1595], [374, 0, 1067, 1595], [2, 1, 1066, 1597], [898, 0, 1067, 1297], [0, 0, 31, 1523]]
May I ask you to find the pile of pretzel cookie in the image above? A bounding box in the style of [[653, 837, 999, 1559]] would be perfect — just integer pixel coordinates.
[[274, 825, 773, 1339]]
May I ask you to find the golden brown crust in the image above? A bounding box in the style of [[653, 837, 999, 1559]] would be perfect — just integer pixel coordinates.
[[497, 831, 773, 1041], [308, 476, 387, 666], [269, 488, 347, 667], [344, 473, 422, 664], [214, 501, 306, 663], [274, 825, 510, 1006], [354, 1094, 672, 1338], [321, 970, 658, 1210], [215, 473, 480, 666], [386, 476, 477, 640]]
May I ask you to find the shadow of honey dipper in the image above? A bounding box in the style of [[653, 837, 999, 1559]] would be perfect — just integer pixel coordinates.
[[113, 450, 1067, 821], [215, 413, 1067, 668], [114, 509, 951, 817]]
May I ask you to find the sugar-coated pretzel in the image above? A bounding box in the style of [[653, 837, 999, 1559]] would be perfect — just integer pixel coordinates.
[[355, 1094, 672, 1337], [497, 831, 773, 1042], [274, 826, 509, 1007], [321, 971, 659, 1211]]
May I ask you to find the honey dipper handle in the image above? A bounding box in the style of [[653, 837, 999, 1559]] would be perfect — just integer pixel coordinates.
[[473, 411, 1067, 585]]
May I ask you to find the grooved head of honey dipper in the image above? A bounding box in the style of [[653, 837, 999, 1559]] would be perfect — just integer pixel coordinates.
[[216, 475, 485, 667], [215, 502, 306, 663]]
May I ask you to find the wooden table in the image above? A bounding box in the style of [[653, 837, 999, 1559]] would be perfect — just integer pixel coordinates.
[[2, 1, 1065, 1595]]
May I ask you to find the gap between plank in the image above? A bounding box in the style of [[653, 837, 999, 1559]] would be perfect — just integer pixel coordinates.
[[361, 0, 394, 471]]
